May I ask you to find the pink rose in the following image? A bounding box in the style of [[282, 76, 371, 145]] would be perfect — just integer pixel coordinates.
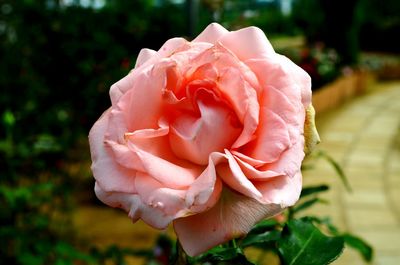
[[89, 23, 318, 256]]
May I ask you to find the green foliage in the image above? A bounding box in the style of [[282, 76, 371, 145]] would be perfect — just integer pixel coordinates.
[[300, 185, 329, 198], [314, 150, 352, 192], [0, 1, 187, 145], [310, 217, 374, 263], [292, 0, 360, 65], [220, 1, 298, 37], [343, 234, 373, 262], [0, 1, 187, 264], [277, 218, 344, 265], [241, 230, 281, 249], [357, 0, 400, 52], [292, 0, 400, 63], [192, 245, 255, 265]]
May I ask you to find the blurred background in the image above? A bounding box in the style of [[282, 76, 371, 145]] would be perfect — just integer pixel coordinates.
[[1, 0, 399, 264]]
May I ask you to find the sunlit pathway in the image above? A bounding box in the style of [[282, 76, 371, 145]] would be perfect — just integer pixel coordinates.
[[302, 81, 400, 265]]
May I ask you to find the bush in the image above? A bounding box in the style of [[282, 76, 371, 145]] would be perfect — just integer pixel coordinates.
[[0, 1, 187, 263]]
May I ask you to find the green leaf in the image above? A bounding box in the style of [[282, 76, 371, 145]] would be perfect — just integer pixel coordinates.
[[2, 110, 15, 127], [247, 219, 280, 235], [292, 198, 328, 214], [305, 216, 373, 262], [241, 230, 281, 248], [300, 185, 329, 198], [196, 246, 238, 261], [343, 233, 373, 262], [317, 150, 352, 192], [194, 245, 255, 265], [306, 216, 340, 234], [55, 242, 96, 263], [17, 253, 44, 265], [277, 218, 344, 265], [33, 134, 62, 153]]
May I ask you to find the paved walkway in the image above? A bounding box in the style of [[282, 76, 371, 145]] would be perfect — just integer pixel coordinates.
[[74, 81, 400, 264], [302, 81, 400, 265]]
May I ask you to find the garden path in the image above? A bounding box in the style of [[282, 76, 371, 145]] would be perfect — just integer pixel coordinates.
[[302, 81, 400, 265], [73, 81, 400, 265]]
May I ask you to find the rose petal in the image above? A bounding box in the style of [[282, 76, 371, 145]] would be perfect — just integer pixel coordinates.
[[187, 176, 223, 215], [127, 140, 201, 188], [158, 37, 188, 57], [95, 182, 174, 229], [114, 70, 164, 132], [135, 48, 158, 68], [124, 119, 169, 140], [193, 22, 229, 44], [89, 109, 136, 193], [260, 85, 302, 144], [254, 170, 302, 207], [240, 108, 291, 163], [169, 90, 241, 165], [217, 150, 263, 201], [105, 140, 144, 172], [245, 56, 311, 109], [278, 54, 312, 107], [235, 155, 282, 180], [135, 172, 188, 217], [174, 188, 282, 256], [218, 26, 275, 61], [217, 67, 259, 148], [185, 152, 226, 207], [231, 151, 266, 168], [260, 139, 305, 179], [104, 121, 170, 172]]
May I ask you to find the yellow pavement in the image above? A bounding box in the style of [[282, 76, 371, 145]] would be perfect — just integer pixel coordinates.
[[303, 81, 400, 265]]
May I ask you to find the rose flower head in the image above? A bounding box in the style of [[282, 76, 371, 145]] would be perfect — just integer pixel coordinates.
[[89, 23, 319, 256]]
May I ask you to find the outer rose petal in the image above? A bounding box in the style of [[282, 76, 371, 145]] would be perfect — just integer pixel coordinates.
[[111, 68, 164, 132], [218, 26, 275, 61], [245, 56, 311, 109], [127, 143, 200, 189], [185, 152, 226, 208], [158, 37, 188, 57], [135, 48, 158, 68], [260, 139, 305, 179], [193, 22, 229, 44], [89, 109, 136, 193], [110, 40, 188, 106], [240, 108, 291, 163], [260, 85, 301, 144], [95, 182, 174, 229], [279, 54, 312, 108], [217, 150, 263, 201], [235, 156, 282, 180], [174, 188, 282, 256], [135, 172, 188, 217], [255, 170, 302, 207]]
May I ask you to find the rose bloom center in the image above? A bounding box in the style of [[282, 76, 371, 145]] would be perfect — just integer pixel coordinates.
[[164, 71, 242, 166]]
